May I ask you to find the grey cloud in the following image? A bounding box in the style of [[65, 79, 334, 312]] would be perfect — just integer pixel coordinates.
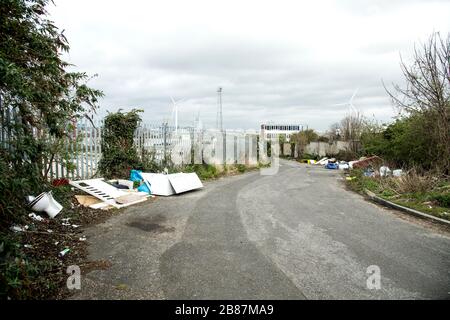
[[51, 0, 450, 132]]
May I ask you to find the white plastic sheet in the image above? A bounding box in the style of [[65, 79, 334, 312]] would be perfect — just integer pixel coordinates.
[[140, 172, 203, 196], [140, 173, 175, 196], [168, 173, 203, 194]]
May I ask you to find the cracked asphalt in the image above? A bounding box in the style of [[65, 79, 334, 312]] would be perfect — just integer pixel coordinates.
[[72, 159, 450, 300]]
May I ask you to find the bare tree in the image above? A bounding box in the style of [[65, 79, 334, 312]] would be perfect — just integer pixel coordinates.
[[327, 122, 341, 141], [340, 111, 365, 142], [385, 32, 450, 174]]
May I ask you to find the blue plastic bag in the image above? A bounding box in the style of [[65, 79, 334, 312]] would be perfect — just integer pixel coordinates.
[[130, 169, 143, 182], [138, 183, 151, 194], [130, 169, 151, 194]]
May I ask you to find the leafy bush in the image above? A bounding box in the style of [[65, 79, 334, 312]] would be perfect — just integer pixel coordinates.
[[0, 0, 102, 224], [360, 115, 434, 171], [138, 148, 161, 173], [184, 164, 218, 180], [431, 193, 450, 208], [360, 33, 450, 175], [1, 0, 102, 300], [98, 109, 143, 179]]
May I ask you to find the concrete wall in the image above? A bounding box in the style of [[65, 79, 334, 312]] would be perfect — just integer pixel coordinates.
[[302, 141, 351, 157]]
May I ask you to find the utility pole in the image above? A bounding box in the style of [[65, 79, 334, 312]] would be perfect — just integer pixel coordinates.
[[217, 87, 223, 132], [163, 120, 168, 167]]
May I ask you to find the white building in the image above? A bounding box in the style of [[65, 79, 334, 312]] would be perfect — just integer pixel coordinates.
[[260, 124, 303, 142]]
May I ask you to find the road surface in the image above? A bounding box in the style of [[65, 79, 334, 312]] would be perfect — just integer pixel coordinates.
[[73, 159, 450, 299]]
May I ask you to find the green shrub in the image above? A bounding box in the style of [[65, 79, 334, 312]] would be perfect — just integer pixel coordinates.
[[360, 113, 447, 173], [381, 189, 395, 198], [431, 193, 450, 208], [184, 164, 218, 180], [98, 109, 143, 179]]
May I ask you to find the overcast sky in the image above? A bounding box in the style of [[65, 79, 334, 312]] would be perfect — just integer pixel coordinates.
[[49, 0, 450, 131]]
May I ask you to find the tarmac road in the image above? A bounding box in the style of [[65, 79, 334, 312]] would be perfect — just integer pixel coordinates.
[[73, 159, 450, 299]]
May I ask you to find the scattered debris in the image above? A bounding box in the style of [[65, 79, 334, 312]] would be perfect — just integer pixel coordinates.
[[52, 178, 70, 187], [24, 244, 33, 249], [59, 248, 70, 257], [61, 222, 80, 229], [70, 178, 148, 208], [115, 283, 128, 291], [348, 161, 357, 169], [115, 193, 149, 204], [316, 157, 328, 165], [88, 201, 114, 210], [75, 195, 103, 207], [380, 166, 392, 177], [108, 179, 134, 190], [393, 169, 404, 177], [363, 168, 376, 177], [325, 162, 338, 170], [28, 212, 45, 222], [351, 156, 383, 169], [79, 236, 87, 241], [10, 225, 29, 232]]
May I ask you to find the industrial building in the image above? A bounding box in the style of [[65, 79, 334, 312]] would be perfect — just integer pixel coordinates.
[[260, 124, 303, 142]]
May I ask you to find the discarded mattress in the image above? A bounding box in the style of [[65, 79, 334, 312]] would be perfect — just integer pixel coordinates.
[[140, 172, 203, 196], [69, 178, 148, 208]]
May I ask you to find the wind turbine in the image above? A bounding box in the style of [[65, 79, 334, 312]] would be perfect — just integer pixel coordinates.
[[170, 97, 185, 134], [334, 88, 359, 115], [333, 88, 360, 141]]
